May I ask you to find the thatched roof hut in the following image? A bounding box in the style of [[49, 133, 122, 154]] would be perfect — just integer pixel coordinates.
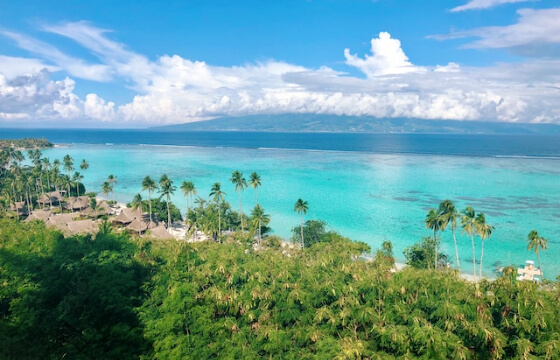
[[37, 191, 64, 206], [146, 224, 174, 240], [115, 207, 143, 224], [65, 196, 90, 211], [24, 209, 52, 222], [47, 213, 80, 229], [10, 201, 28, 215], [65, 219, 98, 236]]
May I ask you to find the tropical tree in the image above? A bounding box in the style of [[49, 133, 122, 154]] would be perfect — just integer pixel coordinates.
[[101, 181, 113, 200], [425, 208, 441, 269], [80, 159, 89, 185], [131, 193, 143, 211], [250, 171, 261, 206], [230, 171, 247, 230], [41, 157, 51, 193], [159, 174, 176, 228], [180, 180, 196, 211], [251, 204, 270, 245], [438, 200, 460, 271], [107, 174, 117, 185], [476, 213, 494, 278], [461, 206, 478, 281], [209, 182, 226, 235], [526, 230, 548, 276], [72, 171, 83, 196], [142, 176, 158, 223], [62, 154, 74, 197], [294, 198, 309, 248]]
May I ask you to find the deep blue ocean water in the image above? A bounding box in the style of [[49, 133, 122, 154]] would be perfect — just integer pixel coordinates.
[[2, 129, 559, 278], [2, 129, 560, 158]]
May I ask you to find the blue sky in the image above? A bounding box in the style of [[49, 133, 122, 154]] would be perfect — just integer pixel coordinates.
[[0, 0, 559, 127]]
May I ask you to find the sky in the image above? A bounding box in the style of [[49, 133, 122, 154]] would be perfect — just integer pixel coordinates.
[[0, 0, 559, 128]]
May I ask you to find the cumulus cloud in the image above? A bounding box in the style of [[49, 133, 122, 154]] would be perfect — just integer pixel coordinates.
[[451, 0, 539, 12], [433, 8, 560, 54], [344, 32, 425, 77], [1, 22, 560, 125]]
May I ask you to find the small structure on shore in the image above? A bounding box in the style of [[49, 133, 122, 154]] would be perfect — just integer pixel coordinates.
[[146, 223, 174, 240], [517, 260, 543, 282], [24, 209, 52, 222], [10, 201, 28, 216], [37, 191, 64, 207], [65, 196, 90, 212], [65, 219, 99, 236], [115, 207, 143, 225]]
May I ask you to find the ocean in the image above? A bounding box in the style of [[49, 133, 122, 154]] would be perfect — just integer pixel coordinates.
[[2, 129, 559, 278]]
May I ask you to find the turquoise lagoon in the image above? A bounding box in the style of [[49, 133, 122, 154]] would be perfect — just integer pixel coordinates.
[[42, 143, 560, 278]]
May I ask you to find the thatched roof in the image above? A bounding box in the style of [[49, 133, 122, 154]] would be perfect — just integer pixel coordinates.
[[66, 219, 98, 235], [37, 191, 64, 205], [65, 196, 90, 210], [47, 213, 79, 226], [24, 209, 52, 222], [10, 201, 28, 215], [127, 218, 149, 233], [115, 207, 143, 224], [146, 224, 174, 240]]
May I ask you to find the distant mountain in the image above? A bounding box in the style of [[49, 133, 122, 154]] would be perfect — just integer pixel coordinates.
[[152, 114, 560, 134]]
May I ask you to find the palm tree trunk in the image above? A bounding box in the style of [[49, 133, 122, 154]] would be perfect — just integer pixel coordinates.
[[536, 251, 543, 279], [255, 188, 258, 207], [452, 226, 460, 271], [239, 194, 243, 231], [479, 240, 484, 278], [148, 190, 153, 223], [434, 229, 438, 269], [258, 219, 262, 245], [76, 181, 80, 197], [471, 234, 477, 281], [166, 194, 171, 229], [218, 204, 221, 235], [300, 214, 304, 248]]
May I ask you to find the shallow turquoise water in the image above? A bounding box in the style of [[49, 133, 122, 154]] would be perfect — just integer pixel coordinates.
[[42, 144, 560, 278]]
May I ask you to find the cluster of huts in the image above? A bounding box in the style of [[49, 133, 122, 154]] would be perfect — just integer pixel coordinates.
[[19, 191, 173, 240]]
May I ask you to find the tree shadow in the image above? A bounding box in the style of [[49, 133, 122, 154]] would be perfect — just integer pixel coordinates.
[[0, 227, 152, 359]]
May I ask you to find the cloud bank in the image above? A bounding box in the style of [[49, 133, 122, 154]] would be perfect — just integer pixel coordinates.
[[1, 21, 560, 126], [451, 0, 539, 12]]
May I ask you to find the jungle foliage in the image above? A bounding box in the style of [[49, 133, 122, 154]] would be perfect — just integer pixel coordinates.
[[1, 218, 560, 359]]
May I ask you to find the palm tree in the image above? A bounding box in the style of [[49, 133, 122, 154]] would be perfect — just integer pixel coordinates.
[[425, 208, 441, 269], [80, 159, 89, 186], [159, 174, 176, 228], [476, 213, 494, 278], [250, 172, 261, 206], [209, 182, 226, 235], [251, 204, 270, 245], [131, 193, 143, 211], [107, 174, 117, 185], [72, 171, 83, 196], [41, 157, 51, 193], [101, 181, 113, 200], [142, 176, 158, 224], [438, 200, 460, 271], [180, 180, 197, 211], [526, 230, 548, 276], [62, 154, 74, 197], [461, 207, 478, 281], [230, 171, 247, 230], [294, 198, 309, 248]]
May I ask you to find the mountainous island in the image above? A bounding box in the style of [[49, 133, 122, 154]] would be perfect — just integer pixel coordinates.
[[153, 114, 560, 134]]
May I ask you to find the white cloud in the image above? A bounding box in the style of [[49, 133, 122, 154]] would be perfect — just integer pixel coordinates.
[[433, 8, 560, 52], [451, 0, 539, 12], [0, 55, 59, 79], [1, 22, 560, 125], [344, 32, 426, 77], [1, 30, 112, 81]]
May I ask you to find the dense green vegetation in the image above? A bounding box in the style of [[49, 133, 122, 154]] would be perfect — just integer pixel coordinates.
[[0, 138, 53, 149], [2, 218, 560, 359]]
